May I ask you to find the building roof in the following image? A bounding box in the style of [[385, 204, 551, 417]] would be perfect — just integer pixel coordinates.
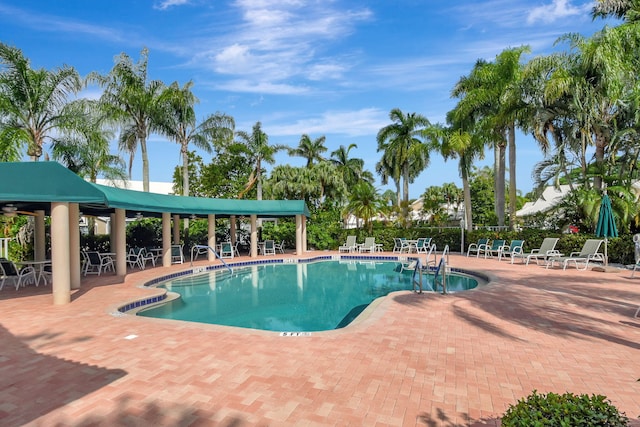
[[0, 161, 309, 218], [516, 185, 571, 217]]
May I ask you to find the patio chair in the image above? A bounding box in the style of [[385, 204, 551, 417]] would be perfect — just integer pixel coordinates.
[[219, 242, 234, 258], [513, 237, 560, 265], [466, 238, 489, 257], [82, 251, 114, 276], [546, 239, 604, 270], [415, 237, 432, 253], [359, 237, 376, 253], [274, 240, 285, 254], [0, 258, 37, 290], [127, 247, 156, 269], [339, 236, 358, 253], [171, 245, 184, 264], [497, 240, 525, 262], [263, 240, 276, 256], [480, 239, 505, 259], [392, 238, 403, 253]]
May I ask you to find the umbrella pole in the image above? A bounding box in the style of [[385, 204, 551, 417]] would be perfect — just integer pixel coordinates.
[[604, 237, 608, 267]]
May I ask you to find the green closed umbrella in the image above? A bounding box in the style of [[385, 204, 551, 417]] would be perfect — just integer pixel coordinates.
[[595, 192, 618, 266]]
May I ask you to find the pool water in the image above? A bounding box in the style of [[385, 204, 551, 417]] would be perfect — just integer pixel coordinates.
[[138, 260, 479, 332]]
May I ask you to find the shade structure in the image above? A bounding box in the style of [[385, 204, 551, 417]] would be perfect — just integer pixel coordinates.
[[595, 193, 618, 266]]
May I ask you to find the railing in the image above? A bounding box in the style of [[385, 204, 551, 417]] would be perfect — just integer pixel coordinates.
[[434, 245, 449, 294], [411, 258, 423, 293], [190, 245, 233, 274]]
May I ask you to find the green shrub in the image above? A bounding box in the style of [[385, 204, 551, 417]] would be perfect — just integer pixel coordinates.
[[501, 390, 629, 426]]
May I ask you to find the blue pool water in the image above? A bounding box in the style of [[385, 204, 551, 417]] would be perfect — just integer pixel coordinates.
[[138, 260, 479, 332]]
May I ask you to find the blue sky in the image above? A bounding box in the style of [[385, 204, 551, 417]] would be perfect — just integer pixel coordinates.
[[0, 0, 614, 197]]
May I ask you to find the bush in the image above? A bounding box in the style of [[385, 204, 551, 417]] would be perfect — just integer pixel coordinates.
[[501, 390, 629, 426]]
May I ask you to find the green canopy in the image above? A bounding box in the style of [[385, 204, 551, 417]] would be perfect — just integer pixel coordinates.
[[0, 161, 106, 213], [0, 161, 309, 218]]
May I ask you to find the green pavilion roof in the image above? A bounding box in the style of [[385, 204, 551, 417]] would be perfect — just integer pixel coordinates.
[[0, 161, 309, 218]]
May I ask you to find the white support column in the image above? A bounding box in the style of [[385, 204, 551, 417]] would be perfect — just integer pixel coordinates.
[[208, 214, 216, 262], [302, 215, 307, 253], [109, 213, 116, 251], [172, 214, 180, 244], [230, 215, 237, 246], [115, 209, 127, 277], [69, 203, 81, 290], [34, 210, 46, 261], [250, 215, 258, 258], [51, 202, 70, 305], [163, 212, 172, 267], [295, 215, 302, 255]]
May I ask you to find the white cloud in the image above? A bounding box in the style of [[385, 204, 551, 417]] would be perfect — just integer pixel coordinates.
[[154, 0, 191, 10], [190, 1, 372, 92], [526, 0, 592, 25], [266, 108, 387, 137]]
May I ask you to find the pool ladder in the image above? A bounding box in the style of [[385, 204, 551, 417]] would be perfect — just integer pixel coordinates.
[[190, 245, 233, 274], [431, 245, 449, 294]]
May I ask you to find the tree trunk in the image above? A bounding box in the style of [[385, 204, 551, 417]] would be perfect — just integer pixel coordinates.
[[462, 169, 473, 232], [402, 164, 410, 227], [508, 123, 517, 230], [593, 127, 606, 191], [182, 143, 190, 233], [140, 136, 150, 192], [494, 140, 506, 226]]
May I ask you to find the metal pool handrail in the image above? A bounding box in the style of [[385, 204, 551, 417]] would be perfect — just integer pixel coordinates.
[[190, 245, 233, 274]]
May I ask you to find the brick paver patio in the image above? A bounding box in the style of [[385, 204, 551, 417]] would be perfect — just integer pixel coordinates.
[[1, 252, 639, 426]]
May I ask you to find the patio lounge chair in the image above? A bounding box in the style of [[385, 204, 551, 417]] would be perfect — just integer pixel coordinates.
[[497, 240, 525, 262], [480, 239, 505, 259], [83, 251, 114, 276], [359, 237, 376, 253], [339, 236, 358, 253], [219, 242, 234, 258], [513, 237, 560, 265], [546, 239, 604, 270], [171, 245, 184, 264], [466, 238, 489, 257], [0, 258, 37, 290], [263, 240, 276, 256], [415, 238, 432, 253]]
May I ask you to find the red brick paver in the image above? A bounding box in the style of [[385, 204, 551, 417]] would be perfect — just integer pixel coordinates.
[[1, 252, 639, 426]]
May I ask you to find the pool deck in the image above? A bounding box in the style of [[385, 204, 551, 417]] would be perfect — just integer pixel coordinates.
[[1, 251, 639, 426]]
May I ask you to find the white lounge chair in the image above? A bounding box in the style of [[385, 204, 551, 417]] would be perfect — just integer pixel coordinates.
[[359, 237, 376, 253], [513, 237, 560, 265], [339, 236, 357, 253], [546, 239, 604, 270]]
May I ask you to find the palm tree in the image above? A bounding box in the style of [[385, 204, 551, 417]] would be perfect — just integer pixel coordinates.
[[52, 101, 127, 183], [376, 108, 432, 223], [592, 0, 637, 20], [451, 47, 530, 229], [375, 150, 402, 208], [344, 181, 382, 233], [289, 134, 327, 166], [89, 48, 166, 192], [0, 42, 82, 160], [236, 122, 286, 200], [330, 144, 371, 188], [157, 80, 235, 197]]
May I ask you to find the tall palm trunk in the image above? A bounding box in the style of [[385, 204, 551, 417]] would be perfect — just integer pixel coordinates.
[[462, 169, 473, 232], [402, 163, 410, 226], [182, 143, 190, 232], [139, 135, 150, 192], [508, 123, 517, 230], [494, 140, 506, 226]]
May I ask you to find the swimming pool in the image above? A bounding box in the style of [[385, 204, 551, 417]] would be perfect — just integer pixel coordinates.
[[138, 260, 481, 332]]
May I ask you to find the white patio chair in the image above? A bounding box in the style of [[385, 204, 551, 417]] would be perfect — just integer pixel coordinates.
[[0, 258, 37, 290], [359, 237, 376, 253], [339, 236, 357, 253]]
